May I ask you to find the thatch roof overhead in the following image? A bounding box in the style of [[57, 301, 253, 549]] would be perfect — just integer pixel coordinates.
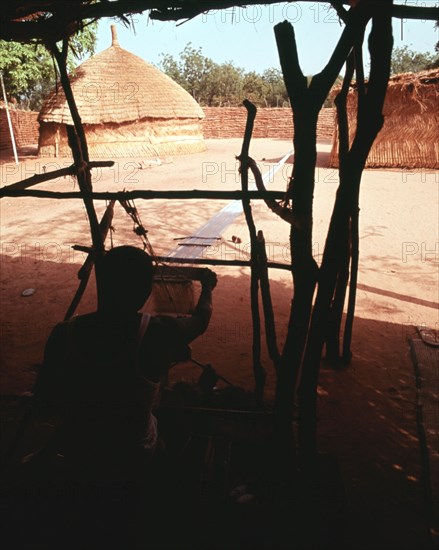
[[39, 27, 204, 125], [1, 2, 438, 43]]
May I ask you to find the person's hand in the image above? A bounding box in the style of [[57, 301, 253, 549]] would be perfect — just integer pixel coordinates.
[[200, 268, 217, 290]]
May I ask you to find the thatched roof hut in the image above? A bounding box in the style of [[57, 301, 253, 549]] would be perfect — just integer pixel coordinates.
[[330, 69, 439, 169], [38, 27, 205, 158]]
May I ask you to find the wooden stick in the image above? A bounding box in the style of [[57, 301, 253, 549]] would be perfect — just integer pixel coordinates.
[[342, 30, 371, 365], [239, 100, 266, 405], [343, 207, 359, 363], [325, 51, 355, 363], [335, 51, 356, 163], [0, 189, 286, 201], [72, 250, 293, 272], [64, 200, 115, 320], [257, 230, 281, 368], [239, 99, 257, 161], [248, 156, 295, 225], [1, 161, 114, 193], [50, 41, 104, 262], [191, 358, 234, 388]]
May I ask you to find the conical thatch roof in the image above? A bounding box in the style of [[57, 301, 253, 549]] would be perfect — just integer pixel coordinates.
[[330, 68, 439, 169], [39, 27, 204, 125]]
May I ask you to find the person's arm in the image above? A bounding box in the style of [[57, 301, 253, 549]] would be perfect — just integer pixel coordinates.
[[175, 268, 217, 343]]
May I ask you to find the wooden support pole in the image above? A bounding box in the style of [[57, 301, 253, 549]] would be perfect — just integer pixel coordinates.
[[0, 71, 19, 165], [274, 21, 319, 429], [325, 51, 355, 364], [298, 1, 394, 461], [343, 30, 368, 364]]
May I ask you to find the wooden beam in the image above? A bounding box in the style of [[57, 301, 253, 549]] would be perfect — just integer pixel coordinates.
[[0, 189, 286, 201], [160, 256, 293, 272], [73, 247, 293, 272], [148, 1, 439, 22]]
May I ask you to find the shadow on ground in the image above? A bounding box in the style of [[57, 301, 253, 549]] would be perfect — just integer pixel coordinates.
[[0, 254, 436, 550]]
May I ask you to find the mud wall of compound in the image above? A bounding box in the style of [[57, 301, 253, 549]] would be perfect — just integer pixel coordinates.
[[0, 107, 39, 152], [202, 107, 335, 141]]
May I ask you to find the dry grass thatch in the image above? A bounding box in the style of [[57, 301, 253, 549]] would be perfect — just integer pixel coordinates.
[[38, 27, 206, 158], [39, 28, 204, 125], [330, 69, 439, 169], [38, 118, 206, 158]]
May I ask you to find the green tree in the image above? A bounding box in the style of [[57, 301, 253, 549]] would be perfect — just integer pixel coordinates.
[[391, 45, 438, 74], [160, 43, 219, 104], [243, 71, 271, 107], [160, 52, 185, 88], [0, 22, 98, 110], [159, 44, 294, 108], [212, 62, 244, 106], [262, 68, 289, 107]]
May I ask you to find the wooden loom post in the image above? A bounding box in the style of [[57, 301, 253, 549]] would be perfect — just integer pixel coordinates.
[[49, 38, 105, 304], [238, 101, 283, 405], [257, 230, 281, 371], [64, 200, 116, 320], [239, 100, 266, 405]]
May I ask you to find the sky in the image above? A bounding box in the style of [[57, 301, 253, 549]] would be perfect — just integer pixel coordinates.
[[95, 2, 438, 75]]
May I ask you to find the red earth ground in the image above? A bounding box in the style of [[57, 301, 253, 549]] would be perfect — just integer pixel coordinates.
[[1, 138, 438, 549]]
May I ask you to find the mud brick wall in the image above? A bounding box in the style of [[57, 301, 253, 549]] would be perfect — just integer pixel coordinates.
[[202, 107, 335, 141], [0, 106, 336, 152], [0, 107, 39, 151]]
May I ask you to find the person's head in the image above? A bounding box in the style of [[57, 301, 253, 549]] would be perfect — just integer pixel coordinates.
[[98, 246, 153, 314]]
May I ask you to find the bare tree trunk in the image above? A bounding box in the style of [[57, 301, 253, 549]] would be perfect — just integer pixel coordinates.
[[343, 30, 367, 364], [325, 52, 355, 365], [298, 1, 394, 461], [273, 5, 372, 429]]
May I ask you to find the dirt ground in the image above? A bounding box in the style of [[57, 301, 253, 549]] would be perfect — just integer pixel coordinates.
[[1, 138, 438, 549]]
